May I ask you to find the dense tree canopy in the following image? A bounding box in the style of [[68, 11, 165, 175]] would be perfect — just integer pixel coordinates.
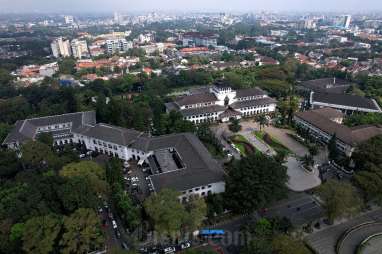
[[224, 154, 288, 213]]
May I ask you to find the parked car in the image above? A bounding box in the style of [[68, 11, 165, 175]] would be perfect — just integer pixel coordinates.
[[180, 241, 191, 249], [115, 229, 121, 238], [79, 154, 86, 158], [163, 246, 176, 254], [112, 220, 117, 229]]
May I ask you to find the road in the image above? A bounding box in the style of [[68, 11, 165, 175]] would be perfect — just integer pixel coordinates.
[[211, 124, 241, 160], [306, 209, 382, 254], [209, 192, 324, 254]]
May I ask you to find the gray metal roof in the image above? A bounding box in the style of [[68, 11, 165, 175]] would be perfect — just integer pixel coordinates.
[[179, 105, 226, 117], [2, 111, 96, 145], [295, 110, 382, 145], [148, 133, 225, 192], [312, 92, 381, 111], [230, 97, 277, 109], [77, 123, 145, 147], [175, 93, 218, 107], [236, 87, 267, 98]]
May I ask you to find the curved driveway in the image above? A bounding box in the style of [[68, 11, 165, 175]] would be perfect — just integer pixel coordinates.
[[338, 223, 382, 254]]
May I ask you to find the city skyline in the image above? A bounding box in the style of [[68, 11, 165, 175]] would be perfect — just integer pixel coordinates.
[[1, 0, 382, 13]]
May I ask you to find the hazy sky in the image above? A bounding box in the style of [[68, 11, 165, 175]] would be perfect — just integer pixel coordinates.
[[1, 0, 382, 12]]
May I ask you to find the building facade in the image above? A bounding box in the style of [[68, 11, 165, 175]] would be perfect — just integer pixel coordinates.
[[182, 32, 218, 48], [294, 108, 382, 157], [106, 39, 133, 54], [51, 37, 72, 58], [165, 82, 277, 124], [71, 39, 89, 59]]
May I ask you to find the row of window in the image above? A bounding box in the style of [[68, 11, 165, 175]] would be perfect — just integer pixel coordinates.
[[184, 101, 215, 109], [185, 112, 220, 120], [238, 104, 270, 111], [237, 95, 263, 101], [182, 184, 213, 195], [37, 122, 72, 132]]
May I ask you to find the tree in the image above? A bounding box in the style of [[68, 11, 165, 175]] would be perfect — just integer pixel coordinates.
[[112, 184, 141, 230], [0, 68, 12, 85], [22, 214, 62, 254], [58, 58, 76, 75], [353, 135, 382, 170], [224, 154, 288, 213], [183, 196, 207, 232], [328, 134, 339, 161], [60, 208, 105, 254], [0, 149, 21, 179], [271, 234, 310, 254], [144, 189, 187, 236], [317, 180, 362, 223], [0, 123, 11, 143], [354, 163, 382, 204], [229, 118, 242, 133], [257, 114, 268, 131], [36, 132, 54, 147], [60, 161, 108, 195], [58, 176, 98, 213], [21, 141, 58, 169]]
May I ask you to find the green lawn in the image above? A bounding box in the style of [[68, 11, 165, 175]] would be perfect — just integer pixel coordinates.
[[253, 130, 291, 155], [230, 135, 259, 156]]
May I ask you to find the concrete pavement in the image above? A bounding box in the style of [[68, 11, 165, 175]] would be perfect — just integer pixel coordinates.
[[285, 156, 321, 192]]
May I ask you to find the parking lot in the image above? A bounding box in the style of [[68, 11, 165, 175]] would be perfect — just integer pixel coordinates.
[[122, 160, 152, 202]]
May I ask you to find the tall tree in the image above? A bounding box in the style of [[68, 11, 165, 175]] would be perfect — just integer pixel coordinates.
[[271, 234, 311, 254], [60, 161, 108, 195], [317, 180, 362, 223], [144, 189, 187, 236], [328, 134, 338, 161], [22, 214, 62, 254], [60, 208, 105, 254], [225, 154, 288, 213]]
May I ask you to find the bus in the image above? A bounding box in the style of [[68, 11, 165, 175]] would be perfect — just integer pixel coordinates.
[[199, 229, 225, 239]]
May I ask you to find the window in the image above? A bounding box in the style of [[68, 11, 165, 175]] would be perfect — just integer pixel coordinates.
[[93, 140, 96, 144], [188, 190, 193, 193], [195, 188, 200, 191], [208, 185, 212, 188], [202, 186, 205, 190]]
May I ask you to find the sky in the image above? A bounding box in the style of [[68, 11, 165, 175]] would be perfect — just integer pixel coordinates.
[[1, 0, 382, 13]]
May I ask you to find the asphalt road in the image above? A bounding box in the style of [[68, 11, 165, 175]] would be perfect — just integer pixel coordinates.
[[209, 192, 324, 254]]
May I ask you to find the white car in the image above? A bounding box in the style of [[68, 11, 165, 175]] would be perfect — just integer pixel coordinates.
[[180, 242, 191, 249], [131, 177, 139, 182], [163, 247, 176, 253], [79, 154, 86, 158], [112, 220, 117, 229]]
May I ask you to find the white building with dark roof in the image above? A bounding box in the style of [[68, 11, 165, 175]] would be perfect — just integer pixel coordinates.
[[3, 112, 225, 200], [294, 108, 382, 156], [165, 81, 277, 124]]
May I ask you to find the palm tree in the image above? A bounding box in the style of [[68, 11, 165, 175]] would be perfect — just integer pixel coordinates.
[[257, 114, 267, 131]]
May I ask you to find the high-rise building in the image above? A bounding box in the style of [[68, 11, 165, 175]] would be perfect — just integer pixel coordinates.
[[304, 19, 317, 29], [51, 37, 72, 58], [114, 12, 120, 24], [64, 15, 74, 25], [106, 39, 133, 54], [335, 15, 352, 29], [71, 39, 89, 59]]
